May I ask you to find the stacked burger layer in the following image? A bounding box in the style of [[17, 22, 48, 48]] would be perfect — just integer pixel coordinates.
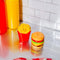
[[31, 32, 44, 56]]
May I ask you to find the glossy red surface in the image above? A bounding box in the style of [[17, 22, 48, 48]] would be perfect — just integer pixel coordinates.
[[18, 31, 31, 42], [47, 58, 52, 60], [0, 0, 7, 34], [32, 58, 40, 60], [13, 57, 27, 60]]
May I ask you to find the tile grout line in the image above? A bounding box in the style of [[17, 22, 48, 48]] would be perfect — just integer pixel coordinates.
[[48, 12, 51, 22], [23, 21, 60, 32]]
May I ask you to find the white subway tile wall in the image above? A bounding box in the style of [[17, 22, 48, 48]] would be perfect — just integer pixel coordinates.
[[53, 0, 60, 5], [23, 7, 35, 16], [50, 13, 57, 22], [22, 0, 60, 31], [22, 0, 28, 7], [35, 10, 49, 20], [39, 0, 52, 3], [23, 15, 40, 24], [56, 23, 60, 30], [55, 31, 60, 39]]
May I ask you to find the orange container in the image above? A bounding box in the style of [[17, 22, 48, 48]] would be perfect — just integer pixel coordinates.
[[5, 0, 19, 29]]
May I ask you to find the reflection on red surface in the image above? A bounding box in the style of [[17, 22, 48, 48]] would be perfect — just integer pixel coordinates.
[[19, 42, 30, 52], [47, 58, 52, 60], [32, 58, 40, 60], [13, 58, 52, 60], [32, 58, 52, 60], [0, 32, 9, 58], [8, 29, 19, 53], [32, 58, 44, 60], [13, 57, 27, 60]]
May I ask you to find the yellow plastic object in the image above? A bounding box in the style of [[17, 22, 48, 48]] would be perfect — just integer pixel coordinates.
[[8, 29, 19, 52], [18, 23, 31, 34], [5, 0, 19, 29]]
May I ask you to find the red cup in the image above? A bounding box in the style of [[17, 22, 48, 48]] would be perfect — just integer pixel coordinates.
[[17, 31, 31, 42]]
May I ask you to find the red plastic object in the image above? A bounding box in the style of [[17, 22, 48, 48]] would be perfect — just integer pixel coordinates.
[[17, 31, 31, 42], [13, 57, 27, 60], [32, 58, 40, 60], [0, 0, 7, 34], [47, 58, 52, 60]]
